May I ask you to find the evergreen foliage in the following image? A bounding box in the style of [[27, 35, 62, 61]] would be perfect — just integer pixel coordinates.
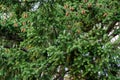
[[0, 0, 120, 80]]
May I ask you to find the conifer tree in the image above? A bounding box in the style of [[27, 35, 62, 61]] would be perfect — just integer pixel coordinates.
[[0, 0, 120, 80]]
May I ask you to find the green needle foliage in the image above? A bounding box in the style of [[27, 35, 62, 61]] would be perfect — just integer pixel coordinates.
[[0, 0, 120, 80]]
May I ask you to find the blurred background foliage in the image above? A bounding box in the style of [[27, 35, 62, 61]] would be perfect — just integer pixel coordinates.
[[0, 0, 120, 80]]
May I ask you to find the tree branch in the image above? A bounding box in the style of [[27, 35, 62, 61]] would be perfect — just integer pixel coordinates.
[[107, 21, 117, 33]]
